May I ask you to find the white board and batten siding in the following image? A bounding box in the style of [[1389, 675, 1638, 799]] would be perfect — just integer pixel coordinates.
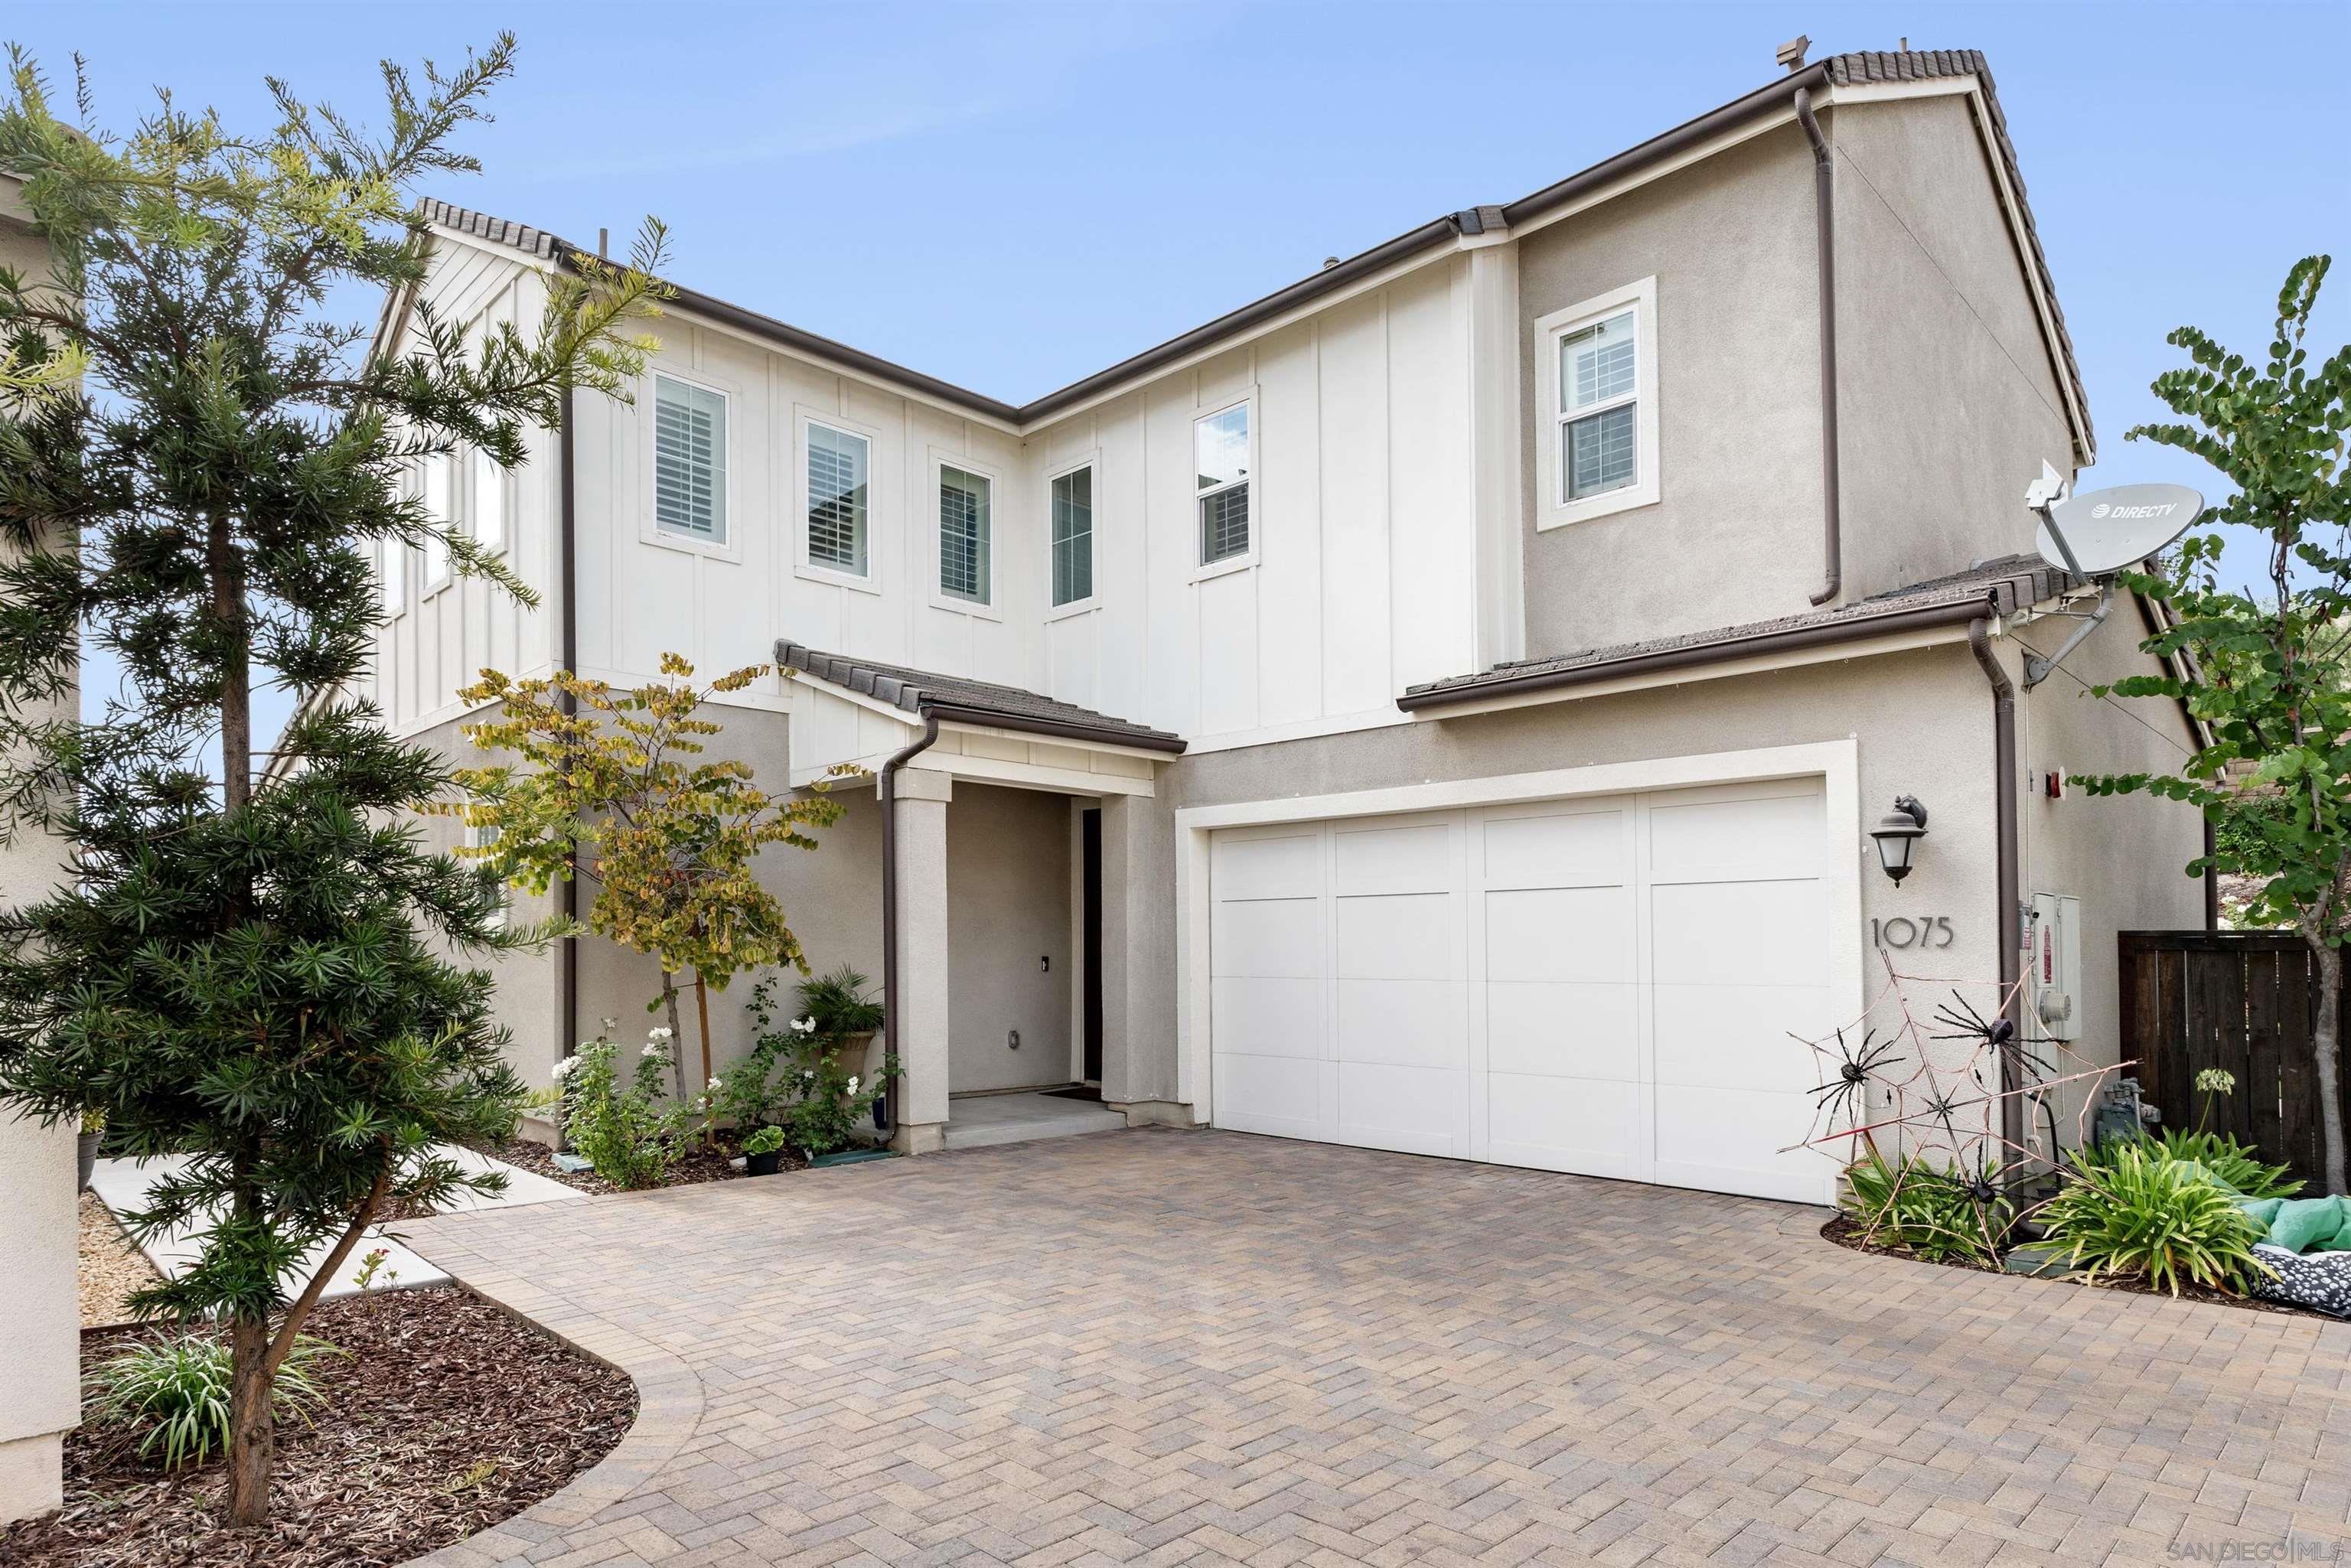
[[371, 228, 1485, 763], [1208, 777, 1838, 1204]]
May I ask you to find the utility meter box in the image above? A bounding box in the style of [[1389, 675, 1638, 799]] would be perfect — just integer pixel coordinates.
[[2030, 893, 2083, 1042]]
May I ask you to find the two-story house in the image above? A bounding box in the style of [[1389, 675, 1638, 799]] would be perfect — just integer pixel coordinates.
[[365, 47, 2204, 1203]]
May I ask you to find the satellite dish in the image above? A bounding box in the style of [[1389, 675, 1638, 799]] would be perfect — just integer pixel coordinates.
[[2034, 483, 2204, 576]]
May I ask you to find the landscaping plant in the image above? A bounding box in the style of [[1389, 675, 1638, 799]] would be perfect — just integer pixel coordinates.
[[555, 1028, 702, 1189], [716, 970, 894, 1158], [2072, 255, 2351, 1191], [2038, 1144, 2273, 1296], [87, 1333, 341, 1472], [2075, 1126, 2304, 1201], [1840, 1150, 2014, 1266], [445, 655, 848, 1106], [0, 39, 667, 1523]]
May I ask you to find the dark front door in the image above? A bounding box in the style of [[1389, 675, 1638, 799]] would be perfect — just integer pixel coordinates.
[[1082, 808, 1104, 1083]]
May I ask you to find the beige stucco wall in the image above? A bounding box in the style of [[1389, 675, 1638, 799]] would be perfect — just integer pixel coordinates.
[[947, 783, 1073, 1093], [1831, 94, 2081, 602]]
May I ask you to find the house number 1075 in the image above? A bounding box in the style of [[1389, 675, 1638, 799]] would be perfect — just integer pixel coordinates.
[[1873, 916, 1955, 950]]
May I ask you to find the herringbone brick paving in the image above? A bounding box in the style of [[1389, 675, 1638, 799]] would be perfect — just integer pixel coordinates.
[[399, 1129, 2351, 1567]]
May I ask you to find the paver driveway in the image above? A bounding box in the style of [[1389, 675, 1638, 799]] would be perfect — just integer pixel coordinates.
[[403, 1129, 2351, 1568]]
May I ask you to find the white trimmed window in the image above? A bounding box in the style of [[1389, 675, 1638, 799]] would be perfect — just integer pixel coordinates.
[[469, 445, 506, 553], [1535, 276, 1659, 528], [420, 453, 453, 588], [1051, 464, 1093, 607], [379, 536, 407, 616], [1195, 402, 1251, 566], [465, 822, 508, 929], [806, 420, 869, 575], [653, 374, 728, 543], [937, 465, 992, 605]]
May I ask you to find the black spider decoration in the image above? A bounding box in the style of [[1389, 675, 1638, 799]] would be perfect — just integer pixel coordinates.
[[1805, 1026, 1899, 1126], [1931, 993, 2054, 1087]]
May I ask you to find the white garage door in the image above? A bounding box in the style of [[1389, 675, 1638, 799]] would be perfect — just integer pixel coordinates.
[[1208, 780, 1834, 1202]]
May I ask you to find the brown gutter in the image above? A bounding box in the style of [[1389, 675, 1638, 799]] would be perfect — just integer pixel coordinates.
[[876, 712, 941, 1139], [1795, 86, 1842, 607], [1397, 592, 1999, 713], [1968, 618, 2025, 1157], [558, 386, 580, 1063], [915, 701, 1188, 755]]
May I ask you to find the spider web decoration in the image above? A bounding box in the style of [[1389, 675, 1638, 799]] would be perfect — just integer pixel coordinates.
[[1786, 947, 2128, 1185]]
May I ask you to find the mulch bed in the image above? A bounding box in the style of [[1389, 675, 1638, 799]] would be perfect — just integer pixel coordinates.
[[1821, 1212, 2337, 1321], [79, 1192, 161, 1328], [0, 1286, 635, 1568]]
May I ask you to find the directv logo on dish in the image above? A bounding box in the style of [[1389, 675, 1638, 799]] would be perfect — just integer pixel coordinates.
[[2089, 501, 2180, 520]]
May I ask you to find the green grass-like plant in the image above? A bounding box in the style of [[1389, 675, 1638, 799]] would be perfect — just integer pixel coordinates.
[[1840, 1150, 2013, 1266], [2039, 1144, 2272, 1296], [2074, 1129, 2303, 1200], [87, 1334, 341, 1470]]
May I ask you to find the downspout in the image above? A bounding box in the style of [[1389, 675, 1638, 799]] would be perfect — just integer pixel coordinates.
[[876, 712, 941, 1135], [559, 386, 579, 1063], [1795, 86, 1841, 607], [1970, 617, 2024, 1157]]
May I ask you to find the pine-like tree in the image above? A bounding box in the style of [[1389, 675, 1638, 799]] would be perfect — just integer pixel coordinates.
[[0, 39, 666, 1523]]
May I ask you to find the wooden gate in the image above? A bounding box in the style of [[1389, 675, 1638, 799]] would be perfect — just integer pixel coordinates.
[[2118, 931, 2347, 1188]]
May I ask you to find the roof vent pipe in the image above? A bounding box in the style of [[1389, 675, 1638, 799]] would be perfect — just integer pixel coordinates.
[[1795, 84, 1842, 607]]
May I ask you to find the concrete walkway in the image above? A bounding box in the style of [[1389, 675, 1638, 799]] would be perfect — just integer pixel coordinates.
[[399, 1130, 2351, 1568], [90, 1143, 580, 1302]]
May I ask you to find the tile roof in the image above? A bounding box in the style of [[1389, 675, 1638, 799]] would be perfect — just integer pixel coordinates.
[[774, 641, 1186, 754], [1399, 553, 2080, 709], [412, 47, 2088, 451]]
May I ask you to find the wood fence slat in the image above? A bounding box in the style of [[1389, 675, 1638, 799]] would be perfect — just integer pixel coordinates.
[[2278, 945, 2320, 1182], [2244, 947, 2284, 1160]]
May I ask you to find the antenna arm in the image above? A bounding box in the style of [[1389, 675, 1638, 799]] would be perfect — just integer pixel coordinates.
[[2021, 583, 2113, 688]]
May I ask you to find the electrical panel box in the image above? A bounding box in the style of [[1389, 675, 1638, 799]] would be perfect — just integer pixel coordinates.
[[2030, 893, 2084, 1042]]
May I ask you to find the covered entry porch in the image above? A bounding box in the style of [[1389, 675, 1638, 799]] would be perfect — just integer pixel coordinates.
[[776, 641, 1188, 1153]]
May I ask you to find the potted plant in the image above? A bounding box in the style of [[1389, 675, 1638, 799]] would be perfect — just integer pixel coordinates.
[[77, 1109, 104, 1191], [798, 965, 885, 1067], [741, 1124, 788, 1176]]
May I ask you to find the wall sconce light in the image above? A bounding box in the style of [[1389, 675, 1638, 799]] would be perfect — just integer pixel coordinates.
[[1870, 796, 1929, 884]]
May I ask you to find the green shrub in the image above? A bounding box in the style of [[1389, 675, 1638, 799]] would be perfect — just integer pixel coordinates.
[[2040, 1144, 2272, 1295], [556, 1029, 698, 1188], [2077, 1129, 2303, 1200], [798, 964, 885, 1038], [1840, 1150, 2013, 1266], [87, 1333, 340, 1470]]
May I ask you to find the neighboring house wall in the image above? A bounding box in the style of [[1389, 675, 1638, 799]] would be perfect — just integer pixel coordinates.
[[1832, 93, 2079, 603], [946, 784, 1072, 1093], [0, 174, 77, 1527]]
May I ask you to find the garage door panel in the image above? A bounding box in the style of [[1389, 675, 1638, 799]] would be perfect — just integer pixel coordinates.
[[1486, 1073, 1640, 1176], [1336, 979, 1462, 1069], [1650, 880, 1825, 986], [1332, 821, 1454, 895], [1484, 887, 1632, 982], [1213, 898, 1322, 979], [1485, 980, 1638, 1081], [1647, 789, 1824, 879], [1336, 1062, 1462, 1155], [1335, 892, 1455, 979], [1213, 1052, 1323, 1139], [1213, 831, 1322, 901], [1213, 976, 1322, 1060], [1652, 1084, 1825, 1203], [1653, 983, 1833, 1093], [1479, 807, 1627, 889]]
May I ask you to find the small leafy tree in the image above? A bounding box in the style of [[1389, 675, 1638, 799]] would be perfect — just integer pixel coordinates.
[[445, 655, 846, 1100], [0, 41, 665, 1521], [2078, 255, 2351, 1189]]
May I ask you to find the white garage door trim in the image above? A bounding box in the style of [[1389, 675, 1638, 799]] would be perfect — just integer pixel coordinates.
[[1173, 738, 1864, 1195]]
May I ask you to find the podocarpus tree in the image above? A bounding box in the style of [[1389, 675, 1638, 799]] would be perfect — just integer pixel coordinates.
[[2078, 255, 2351, 1190], [0, 41, 666, 1522], [445, 655, 846, 1103]]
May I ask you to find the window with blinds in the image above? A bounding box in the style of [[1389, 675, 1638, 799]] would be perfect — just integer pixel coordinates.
[[1557, 309, 1638, 500], [1195, 403, 1251, 566], [654, 375, 728, 542], [937, 465, 991, 605], [806, 422, 869, 574], [1052, 465, 1093, 606]]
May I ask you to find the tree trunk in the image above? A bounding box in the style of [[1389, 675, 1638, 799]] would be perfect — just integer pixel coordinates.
[[225, 1309, 274, 1524], [2312, 937, 2346, 1195], [210, 513, 250, 816], [661, 976, 686, 1101], [694, 972, 715, 1144]]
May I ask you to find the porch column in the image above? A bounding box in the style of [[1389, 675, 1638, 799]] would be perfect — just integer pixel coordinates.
[[889, 767, 952, 1155], [1098, 792, 1191, 1126], [0, 1116, 74, 1524]]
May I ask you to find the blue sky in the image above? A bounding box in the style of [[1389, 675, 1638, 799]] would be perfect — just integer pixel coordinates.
[[10, 0, 2346, 732]]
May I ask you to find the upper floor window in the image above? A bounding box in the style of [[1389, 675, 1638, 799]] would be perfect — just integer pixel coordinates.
[[469, 445, 507, 554], [379, 535, 407, 617], [807, 421, 869, 575], [1195, 402, 1251, 566], [654, 373, 728, 543], [1536, 276, 1658, 528], [1051, 463, 1094, 607], [937, 464, 992, 605], [420, 452, 453, 589]]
